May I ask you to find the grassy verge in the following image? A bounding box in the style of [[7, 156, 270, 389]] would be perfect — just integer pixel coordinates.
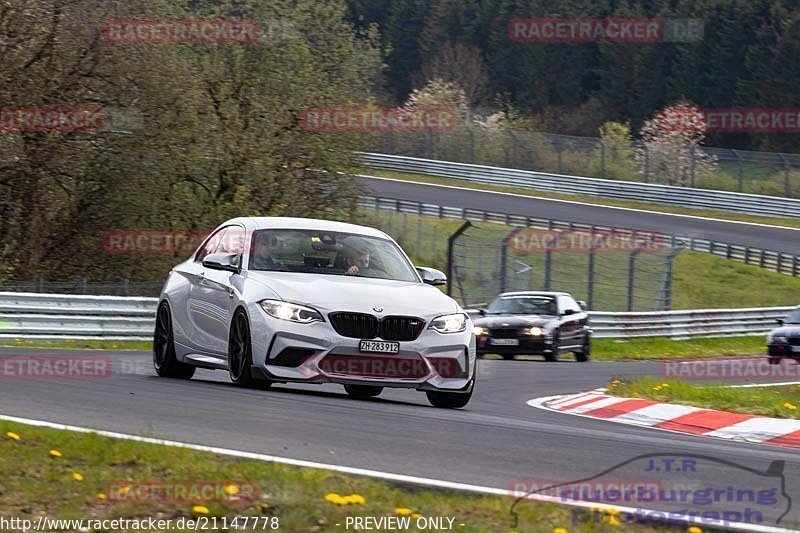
[[360, 168, 800, 230], [608, 377, 800, 419], [591, 336, 764, 361], [0, 420, 659, 532], [1, 338, 152, 351]]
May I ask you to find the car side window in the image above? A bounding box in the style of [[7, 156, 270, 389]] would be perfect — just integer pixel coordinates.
[[195, 227, 228, 263], [559, 295, 581, 315], [215, 226, 244, 255]]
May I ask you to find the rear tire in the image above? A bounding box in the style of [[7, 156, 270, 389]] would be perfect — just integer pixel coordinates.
[[575, 337, 591, 363], [344, 384, 383, 398], [153, 301, 195, 379], [228, 309, 268, 389], [501, 353, 515, 361]]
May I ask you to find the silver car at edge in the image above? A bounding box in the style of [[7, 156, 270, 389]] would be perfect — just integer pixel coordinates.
[[154, 217, 476, 408]]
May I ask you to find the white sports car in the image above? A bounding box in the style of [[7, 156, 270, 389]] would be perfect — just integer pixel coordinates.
[[154, 217, 476, 408]]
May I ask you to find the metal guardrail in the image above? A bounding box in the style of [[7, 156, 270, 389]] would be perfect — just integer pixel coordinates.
[[359, 152, 800, 219], [357, 194, 800, 277], [0, 293, 792, 341]]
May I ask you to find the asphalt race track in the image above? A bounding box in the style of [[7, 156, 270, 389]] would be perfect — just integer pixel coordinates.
[[2, 346, 798, 530], [359, 175, 800, 255]]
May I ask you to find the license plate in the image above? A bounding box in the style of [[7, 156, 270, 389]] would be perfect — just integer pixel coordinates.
[[489, 338, 519, 346], [359, 340, 400, 354]]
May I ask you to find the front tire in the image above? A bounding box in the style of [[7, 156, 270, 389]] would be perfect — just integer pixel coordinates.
[[544, 333, 559, 362], [501, 353, 515, 361], [153, 301, 195, 379], [228, 309, 267, 388], [426, 378, 475, 409], [344, 384, 383, 398], [575, 337, 591, 363]]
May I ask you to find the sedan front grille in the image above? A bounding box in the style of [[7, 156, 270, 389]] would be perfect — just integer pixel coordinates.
[[329, 312, 378, 339], [329, 313, 425, 341], [489, 328, 520, 339]]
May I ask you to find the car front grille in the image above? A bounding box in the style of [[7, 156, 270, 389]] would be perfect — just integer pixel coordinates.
[[329, 313, 425, 341], [329, 312, 378, 339], [489, 328, 520, 339]]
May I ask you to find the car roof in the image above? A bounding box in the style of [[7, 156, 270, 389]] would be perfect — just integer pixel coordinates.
[[497, 291, 569, 297], [220, 217, 390, 239]]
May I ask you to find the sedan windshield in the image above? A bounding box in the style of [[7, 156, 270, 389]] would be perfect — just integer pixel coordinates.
[[786, 309, 800, 324], [248, 229, 419, 282], [487, 296, 556, 315]]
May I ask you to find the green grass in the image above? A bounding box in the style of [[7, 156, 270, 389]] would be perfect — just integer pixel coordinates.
[[608, 377, 800, 419], [591, 336, 764, 361], [0, 420, 663, 532], [0, 338, 152, 351], [359, 167, 800, 229]]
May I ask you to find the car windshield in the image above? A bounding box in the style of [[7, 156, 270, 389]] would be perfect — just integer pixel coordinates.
[[785, 309, 800, 324], [247, 229, 419, 282], [487, 296, 556, 315]]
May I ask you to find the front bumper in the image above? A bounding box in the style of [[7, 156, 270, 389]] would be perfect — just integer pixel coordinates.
[[767, 342, 800, 357], [247, 303, 476, 391], [475, 334, 552, 355]]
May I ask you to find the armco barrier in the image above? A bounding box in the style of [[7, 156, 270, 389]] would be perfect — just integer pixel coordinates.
[[359, 152, 800, 219], [0, 293, 792, 342], [357, 194, 800, 277]]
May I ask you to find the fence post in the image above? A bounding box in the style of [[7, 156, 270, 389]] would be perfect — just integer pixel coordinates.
[[508, 130, 518, 168], [780, 153, 790, 197], [599, 141, 606, 178], [587, 247, 596, 311], [627, 247, 645, 312], [468, 128, 475, 164], [121, 278, 129, 297], [690, 145, 696, 188], [446, 221, 472, 297], [732, 149, 743, 192], [35, 277, 44, 293], [642, 142, 650, 183], [499, 238, 508, 293], [78, 277, 87, 295]]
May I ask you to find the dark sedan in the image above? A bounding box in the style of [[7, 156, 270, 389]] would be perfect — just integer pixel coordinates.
[[472, 291, 591, 362], [767, 306, 800, 364]]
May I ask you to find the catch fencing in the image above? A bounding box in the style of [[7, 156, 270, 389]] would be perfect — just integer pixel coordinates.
[[0, 293, 790, 341]]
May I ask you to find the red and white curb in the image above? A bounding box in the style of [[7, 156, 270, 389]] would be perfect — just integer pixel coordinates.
[[529, 389, 800, 449]]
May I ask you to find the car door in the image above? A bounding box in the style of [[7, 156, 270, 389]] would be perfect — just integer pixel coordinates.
[[187, 226, 242, 356], [557, 295, 582, 348]]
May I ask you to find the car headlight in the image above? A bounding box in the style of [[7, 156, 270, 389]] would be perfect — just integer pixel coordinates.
[[260, 299, 323, 324], [472, 326, 487, 336], [528, 326, 544, 336], [431, 313, 468, 334]]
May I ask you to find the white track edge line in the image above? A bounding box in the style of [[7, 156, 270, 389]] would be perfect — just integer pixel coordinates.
[[360, 175, 800, 232], [0, 413, 791, 533]]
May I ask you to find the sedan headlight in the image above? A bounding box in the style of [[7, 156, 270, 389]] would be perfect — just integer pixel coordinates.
[[528, 326, 544, 336], [260, 299, 323, 324], [431, 313, 468, 334]]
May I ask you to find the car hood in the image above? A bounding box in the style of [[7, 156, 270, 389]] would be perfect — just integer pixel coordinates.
[[473, 314, 555, 328], [772, 325, 800, 337], [246, 271, 460, 316]]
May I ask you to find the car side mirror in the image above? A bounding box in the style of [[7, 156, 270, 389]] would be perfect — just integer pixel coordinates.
[[562, 309, 575, 316], [777, 318, 785, 326], [577, 300, 587, 311], [478, 309, 487, 316], [416, 266, 447, 286], [202, 252, 240, 273]]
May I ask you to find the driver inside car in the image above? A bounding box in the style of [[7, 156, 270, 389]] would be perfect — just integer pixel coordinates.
[[251, 233, 276, 270], [344, 249, 370, 276]]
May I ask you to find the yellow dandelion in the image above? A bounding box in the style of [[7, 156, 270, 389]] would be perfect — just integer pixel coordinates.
[[72, 472, 84, 481], [652, 386, 662, 392], [553, 528, 568, 533], [192, 505, 210, 515], [343, 494, 365, 505], [411, 513, 422, 519], [97, 493, 107, 500], [5, 431, 21, 441], [49, 449, 62, 458], [687, 527, 702, 533], [224, 484, 239, 496], [118, 486, 130, 497], [324, 493, 347, 505], [784, 402, 797, 410], [394, 508, 412, 516], [661, 383, 670, 387]]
